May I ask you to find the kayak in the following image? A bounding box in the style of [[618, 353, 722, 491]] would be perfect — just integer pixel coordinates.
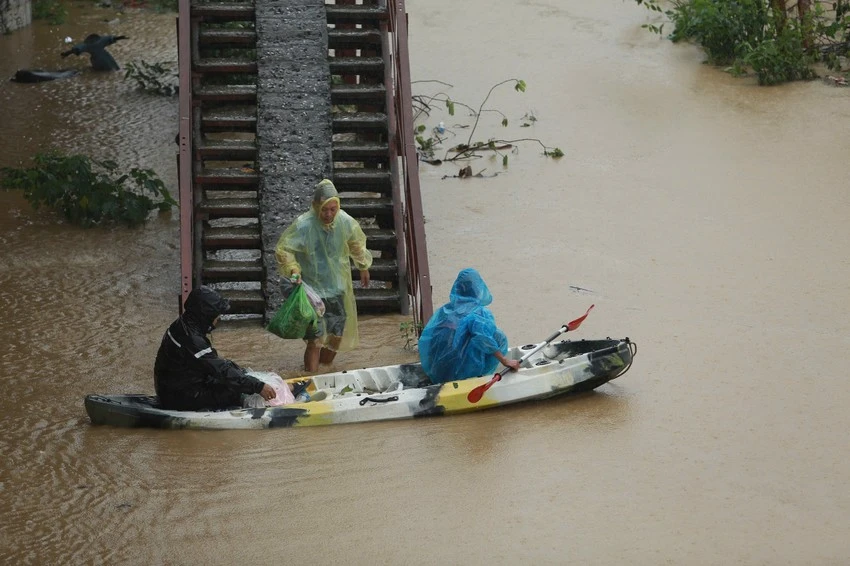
[[84, 336, 636, 430]]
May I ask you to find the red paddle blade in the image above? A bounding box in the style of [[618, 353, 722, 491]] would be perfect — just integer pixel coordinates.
[[466, 387, 486, 404], [467, 373, 501, 404], [566, 304, 595, 331]]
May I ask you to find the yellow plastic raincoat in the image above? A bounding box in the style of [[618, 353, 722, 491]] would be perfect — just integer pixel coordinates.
[[275, 197, 372, 353]]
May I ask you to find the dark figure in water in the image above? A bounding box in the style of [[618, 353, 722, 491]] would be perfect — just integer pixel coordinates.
[[10, 69, 80, 83], [61, 34, 128, 71]]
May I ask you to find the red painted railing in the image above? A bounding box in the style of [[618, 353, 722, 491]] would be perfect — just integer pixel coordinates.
[[176, 0, 193, 313], [386, 0, 433, 326]]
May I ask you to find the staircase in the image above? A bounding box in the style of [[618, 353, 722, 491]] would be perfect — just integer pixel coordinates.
[[327, 1, 405, 314], [177, 0, 431, 325], [188, 0, 262, 320]]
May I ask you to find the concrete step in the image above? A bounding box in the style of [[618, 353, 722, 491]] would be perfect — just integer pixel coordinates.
[[362, 227, 397, 251], [195, 167, 259, 187], [198, 196, 259, 218], [218, 288, 402, 318], [354, 287, 402, 312], [192, 3, 255, 22], [333, 141, 390, 160], [328, 29, 382, 50], [202, 259, 264, 281], [198, 29, 257, 47], [331, 83, 386, 105], [332, 112, 387, 133], [201, 106, 257, 132], [195, 84, 257, 103], [202, 225, 261, 249], [353, 257, 397, 281], [333, 168, 392, 194], [216, 288, 265, 314], [325, 4, 387, 25], [197, 138, 257, 161], [342, 196, 394, 221], [329, 56, 384, 77], [194, 57, 257, 74]]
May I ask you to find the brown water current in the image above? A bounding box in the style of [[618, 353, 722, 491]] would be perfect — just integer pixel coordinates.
[[1, 0, 849, 564]]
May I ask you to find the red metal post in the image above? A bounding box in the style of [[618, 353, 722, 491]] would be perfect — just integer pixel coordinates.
[[381, 5, 409, 315], [389, 0, 433, 325], [176, 0, 194, 313]]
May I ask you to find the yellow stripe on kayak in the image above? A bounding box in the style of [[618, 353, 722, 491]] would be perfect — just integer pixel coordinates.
[[289, 398, 335, 426], [436, 378, 498, 412]]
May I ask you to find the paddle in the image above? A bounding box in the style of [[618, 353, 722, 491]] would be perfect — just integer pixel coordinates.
[[466, 304, 595, 404]]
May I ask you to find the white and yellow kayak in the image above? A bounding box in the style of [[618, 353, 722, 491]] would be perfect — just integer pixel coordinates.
[[84, 336, 636, 430]]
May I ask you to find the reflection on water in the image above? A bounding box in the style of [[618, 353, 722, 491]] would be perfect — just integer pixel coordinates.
[[1, 0, 849, 564]]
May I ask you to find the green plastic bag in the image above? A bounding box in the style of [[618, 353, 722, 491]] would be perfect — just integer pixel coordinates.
[[266, 284, 319, 339]]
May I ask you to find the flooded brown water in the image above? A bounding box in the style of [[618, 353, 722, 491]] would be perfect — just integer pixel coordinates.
[[1, 0, 849, 564]]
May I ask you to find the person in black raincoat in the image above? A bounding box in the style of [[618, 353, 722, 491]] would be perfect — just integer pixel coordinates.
[[154, 286, 275, 410], [60, 34, 128, 71]]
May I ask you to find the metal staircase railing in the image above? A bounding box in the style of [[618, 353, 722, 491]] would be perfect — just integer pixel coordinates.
[[385, 0, 432, 326], [177, 0, 193, 312]]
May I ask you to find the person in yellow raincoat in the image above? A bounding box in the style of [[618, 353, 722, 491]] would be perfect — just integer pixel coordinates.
[[275, 179, 372, 372]]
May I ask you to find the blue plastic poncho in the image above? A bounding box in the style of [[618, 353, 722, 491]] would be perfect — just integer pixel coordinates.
[[418, 268, 509, 384]]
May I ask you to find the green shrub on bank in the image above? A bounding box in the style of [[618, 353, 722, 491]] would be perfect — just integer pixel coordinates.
[[634, 0, 849, 85], [32, 0, 67, 24], [0, 152, 177, 228], [667, 0, 768, 64], [745, 24, 818, 85]]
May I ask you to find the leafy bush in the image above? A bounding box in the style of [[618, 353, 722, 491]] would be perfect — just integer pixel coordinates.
[[32, 0, 67, 25], [0, 153, 177, 227], [809, 1, 850, 71], [745, 25, 818, 85], [634, 0, 848, 85], [668, 0, 768, 64]]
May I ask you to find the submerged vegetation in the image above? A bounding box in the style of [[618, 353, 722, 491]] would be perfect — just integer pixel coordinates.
[[29, 0, 178, 26], [124, 60, 178, 96], [0, 153, 176, 227], [400, 320, 423, 351], [412, 78, 563, 174], [31, 0, 67, 25], [633, 0, 850, 85]]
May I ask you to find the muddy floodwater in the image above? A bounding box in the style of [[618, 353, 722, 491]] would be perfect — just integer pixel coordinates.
[[1, 1, 849, 564]]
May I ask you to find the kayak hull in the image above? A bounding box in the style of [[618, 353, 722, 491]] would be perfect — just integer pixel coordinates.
[[84, 337, 635, 430]]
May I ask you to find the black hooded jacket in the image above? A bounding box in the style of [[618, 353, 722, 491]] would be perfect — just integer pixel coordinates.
[[154, 286, 263, 410], [60, 34, 126, 71]]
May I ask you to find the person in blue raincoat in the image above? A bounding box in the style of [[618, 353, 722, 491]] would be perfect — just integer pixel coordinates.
[[418, 268, 521, 384]]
